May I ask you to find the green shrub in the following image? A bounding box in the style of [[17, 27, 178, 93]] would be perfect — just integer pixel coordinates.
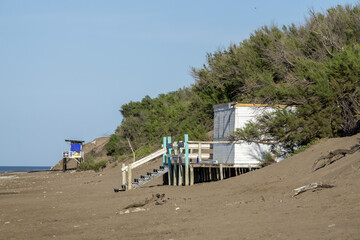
[[91, 160, 107, 172], [258, 152, 276, 168], [77, 156, 107, 172]]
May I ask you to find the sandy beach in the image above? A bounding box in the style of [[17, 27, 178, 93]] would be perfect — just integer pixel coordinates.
[[1, 134, 360, 240]]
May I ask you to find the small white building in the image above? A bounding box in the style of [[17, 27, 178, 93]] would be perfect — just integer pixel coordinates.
[[213, 102, 285, 167]]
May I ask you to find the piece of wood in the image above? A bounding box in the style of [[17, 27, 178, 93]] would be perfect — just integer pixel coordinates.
[[168, 165, 172, 185], [190, 148, 193, 163], [188, 143, 212, 149], [184, 134, 189, 186], [163, 137, 167, 166], [293, 183, 334, 197], [186, 153, 213, 159], [173, 142, 178, 155], [185, 165, 189, 186], [122, 163, 126, 185], [167, 136, 172, 185], [219, 164, 223, 180], [127, 165, 132, 190], [198, 143, 202, 162], [178, 162, 183, 186], [313, 144, 360, 171], [63, 158, 67, 172], [190, 166, 194, 186], [184, 134, 189, 166], [173, 163, 177, 186], [188, 141, 233, 144], [122, 148, 167, 171]]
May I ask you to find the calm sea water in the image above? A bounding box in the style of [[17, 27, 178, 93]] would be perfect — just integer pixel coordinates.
[[0, 166, 51, 173]]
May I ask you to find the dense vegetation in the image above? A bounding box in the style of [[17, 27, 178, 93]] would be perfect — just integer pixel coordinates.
[[106, 89, 212, 158], [107, 4, 360, 159]]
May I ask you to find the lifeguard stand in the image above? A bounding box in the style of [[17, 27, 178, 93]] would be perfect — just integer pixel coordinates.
[[62, 139, 85, 171]]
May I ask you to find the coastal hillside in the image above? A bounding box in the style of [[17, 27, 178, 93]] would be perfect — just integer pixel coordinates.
[[1, 133, 359, 239]]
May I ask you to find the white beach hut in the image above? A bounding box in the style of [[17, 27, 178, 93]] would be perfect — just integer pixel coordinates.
[[213, 102, 286, 167]]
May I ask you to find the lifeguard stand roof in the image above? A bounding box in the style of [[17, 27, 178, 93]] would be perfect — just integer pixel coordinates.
[[65, 140, 85, 144]]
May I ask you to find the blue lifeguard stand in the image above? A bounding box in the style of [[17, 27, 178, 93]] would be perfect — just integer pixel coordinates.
[[62, 139, 85, 171]]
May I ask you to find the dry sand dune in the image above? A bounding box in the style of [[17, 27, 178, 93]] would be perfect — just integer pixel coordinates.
[[1, 134, 359, 240]]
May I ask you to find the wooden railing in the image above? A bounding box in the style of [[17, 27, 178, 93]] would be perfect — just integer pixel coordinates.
[[121, 135, 233, 190], [121, 148, 166, 190]]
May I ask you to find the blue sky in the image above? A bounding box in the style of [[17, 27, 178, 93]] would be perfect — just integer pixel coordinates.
[[0, 0, 357, 166]]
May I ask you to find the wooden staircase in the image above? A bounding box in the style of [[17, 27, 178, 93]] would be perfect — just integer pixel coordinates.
[[118, 166, 168, 191]]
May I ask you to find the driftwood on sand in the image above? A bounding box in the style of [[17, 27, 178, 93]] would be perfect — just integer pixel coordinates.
[[312, 143, 360, 171], [124, 193, 166, 209], [293, 183, 334, 197]]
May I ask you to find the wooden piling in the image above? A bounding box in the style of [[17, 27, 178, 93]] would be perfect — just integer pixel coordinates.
[[220, 164, 223, 180], [128, 164, 132, 190], [62, 158, 67, 172], [122, 163, 126, 185], [178, 163, 183, 186], [168, 165, 172, 185], [190, 165, 194, 186], [173, 163, 177, 186]]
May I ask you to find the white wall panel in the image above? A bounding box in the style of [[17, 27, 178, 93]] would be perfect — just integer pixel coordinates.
[[213, 104, 279, 167]]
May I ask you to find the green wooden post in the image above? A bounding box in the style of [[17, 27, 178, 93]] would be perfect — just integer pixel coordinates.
[[184, 134, 189, 186], [167, 136, 172, 185], [173, 141, 177, 186], [163, 137, 167, 166]]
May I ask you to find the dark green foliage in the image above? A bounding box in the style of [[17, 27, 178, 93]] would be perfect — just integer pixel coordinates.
[[106, 134, 123, 156], [108, 4, 360, 157], [196, 4, 360, 155], [107, 88, 212, 159]]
